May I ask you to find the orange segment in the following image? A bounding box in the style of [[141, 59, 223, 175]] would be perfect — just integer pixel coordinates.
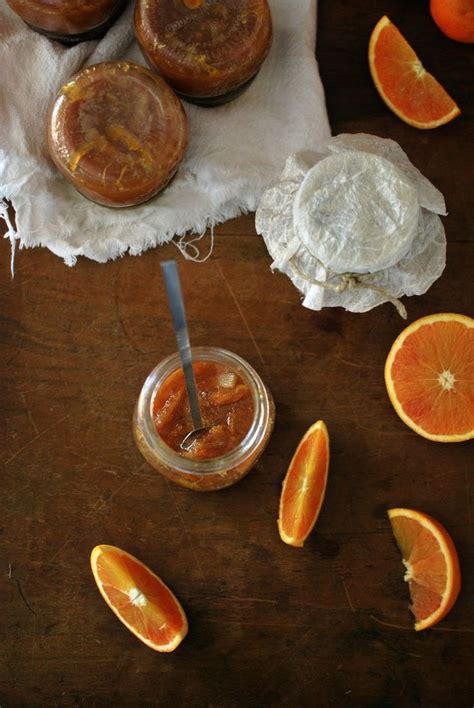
[[388, 508, 461, 631], [369, 15, 461, 129], [385, 313, 474, 442], [90, 545, 188, 652], [278, 420, 330, 548]]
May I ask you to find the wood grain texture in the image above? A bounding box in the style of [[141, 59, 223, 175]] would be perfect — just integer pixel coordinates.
[[1, 1, 473, 705]]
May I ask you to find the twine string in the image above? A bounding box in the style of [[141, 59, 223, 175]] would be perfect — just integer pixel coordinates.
[[173, 225, 215, 263], [289, 258, 407, 319]]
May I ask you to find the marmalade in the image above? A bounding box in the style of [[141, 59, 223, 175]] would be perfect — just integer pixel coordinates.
[[134, 0, 273, 105], [6, 0, 127, 43], [47, 62, 187, 207], [153, 361, 254, 459]]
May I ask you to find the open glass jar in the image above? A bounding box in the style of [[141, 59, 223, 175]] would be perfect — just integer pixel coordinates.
[[133, 347, 275, 491]]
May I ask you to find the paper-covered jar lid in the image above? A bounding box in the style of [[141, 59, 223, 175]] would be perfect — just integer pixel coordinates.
[[256, 134, 448, 316], [293, 152, 420, 274]]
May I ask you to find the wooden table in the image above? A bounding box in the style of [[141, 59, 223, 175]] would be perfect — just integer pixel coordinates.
[[1, 1, 473, 705]]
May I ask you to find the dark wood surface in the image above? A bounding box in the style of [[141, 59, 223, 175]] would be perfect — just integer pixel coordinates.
[[1, 1, 473, 705]]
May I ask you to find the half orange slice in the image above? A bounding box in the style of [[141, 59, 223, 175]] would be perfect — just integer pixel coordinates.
[[90, 545, 188, 652], [369, 15, 461, 129], [385, 313, 474, 442], [278, 420, 330, 547], [388, 508, 461, 631]]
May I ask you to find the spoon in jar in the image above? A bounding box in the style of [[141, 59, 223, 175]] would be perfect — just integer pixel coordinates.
[[160, 259, 212, 450]]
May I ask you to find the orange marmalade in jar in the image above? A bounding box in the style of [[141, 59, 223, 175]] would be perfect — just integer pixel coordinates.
[[134, 0, 273, 106], [133, 347, 275, 491], [6, 0, 127, 44], [47, 62, 187, 208]]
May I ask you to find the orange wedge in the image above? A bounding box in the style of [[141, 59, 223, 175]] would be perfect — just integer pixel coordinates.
[[90, 545, 188, 652], [388, 508, 461, 631], [278, 420, 329, 547], [369, 15, 461, 129], [385, 313, 474, 442]]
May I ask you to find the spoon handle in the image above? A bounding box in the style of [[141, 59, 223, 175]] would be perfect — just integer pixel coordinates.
[[161, 260, 203, 431]]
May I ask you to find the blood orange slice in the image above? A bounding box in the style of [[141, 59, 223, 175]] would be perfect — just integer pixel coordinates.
[[369, 15, 461, 128], [388, 508, 461, 631], [278, 420, 329, 547], [385, 313, 474, 442], [90, 545, 188, 652]]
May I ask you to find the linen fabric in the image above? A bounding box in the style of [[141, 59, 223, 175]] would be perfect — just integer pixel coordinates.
[[0, 0, 330, 265]]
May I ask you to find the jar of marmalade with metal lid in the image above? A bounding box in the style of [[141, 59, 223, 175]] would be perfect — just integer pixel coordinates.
[[47, 62, 188, 208], [6, 0, 127, 44], [134, 0, 273, 106]]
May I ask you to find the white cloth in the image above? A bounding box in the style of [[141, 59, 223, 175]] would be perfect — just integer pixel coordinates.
[[0, 0, 330, 265]]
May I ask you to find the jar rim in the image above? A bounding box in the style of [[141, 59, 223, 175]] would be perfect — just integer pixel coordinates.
[[135, 346, 270, 477]]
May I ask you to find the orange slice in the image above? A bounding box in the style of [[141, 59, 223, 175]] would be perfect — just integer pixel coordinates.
[[278, 420, 329, 547], [385, 313, 474, 442], [369, 15, 461, 129], [388, 508, 461, 631], [90, 545, 188, 652]]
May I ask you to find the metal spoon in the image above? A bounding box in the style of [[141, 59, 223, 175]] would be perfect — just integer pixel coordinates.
[[160, 259, 212, 450]]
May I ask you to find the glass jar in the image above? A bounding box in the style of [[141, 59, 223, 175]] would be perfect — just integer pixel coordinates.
[[47, 62, 188, 208], [133, 347, 275, 491], [6, 0, 127, 44], [134, 0, 273, 106]]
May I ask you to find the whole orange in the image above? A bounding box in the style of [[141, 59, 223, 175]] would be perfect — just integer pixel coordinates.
[[430, 0, 474, 43]]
